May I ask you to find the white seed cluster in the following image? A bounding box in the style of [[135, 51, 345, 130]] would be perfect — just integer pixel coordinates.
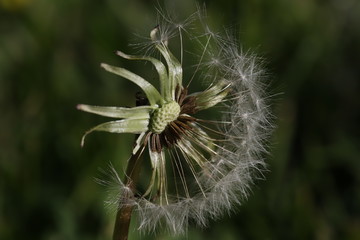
[[150, 101, 181, 134]]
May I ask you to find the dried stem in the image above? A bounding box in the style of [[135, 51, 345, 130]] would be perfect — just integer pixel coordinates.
[[112, 143, 144, 240]]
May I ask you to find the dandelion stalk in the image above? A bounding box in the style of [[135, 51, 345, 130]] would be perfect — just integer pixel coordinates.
[[112, 92, 150, 240], [112, 145, 143, 240]]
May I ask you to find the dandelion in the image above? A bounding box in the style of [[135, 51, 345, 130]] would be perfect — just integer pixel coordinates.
[[78, 9, 272, 240]]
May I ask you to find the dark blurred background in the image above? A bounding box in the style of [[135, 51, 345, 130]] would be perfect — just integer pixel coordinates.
[[1, 0, 360, 239]]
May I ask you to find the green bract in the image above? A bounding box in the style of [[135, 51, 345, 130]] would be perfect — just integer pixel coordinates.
[[79, 27, 228, 144]]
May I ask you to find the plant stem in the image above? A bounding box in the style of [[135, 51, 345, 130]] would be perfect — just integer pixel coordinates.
[[112, 145, 144, 240], [112, 94, 148, 240]]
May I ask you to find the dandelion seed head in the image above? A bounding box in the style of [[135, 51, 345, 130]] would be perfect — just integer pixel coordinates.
[[78, 7, 273, 235]]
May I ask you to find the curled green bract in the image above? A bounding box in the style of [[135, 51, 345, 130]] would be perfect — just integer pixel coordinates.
[[78, 27, 228, 146]]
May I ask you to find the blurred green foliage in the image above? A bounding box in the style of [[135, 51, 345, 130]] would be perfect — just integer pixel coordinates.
[[1, 0, 360, 239]]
